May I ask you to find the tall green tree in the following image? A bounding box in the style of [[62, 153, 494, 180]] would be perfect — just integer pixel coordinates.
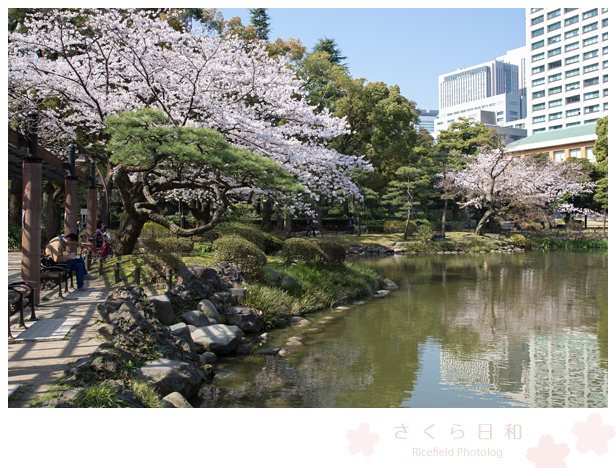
[[593, 116, 608, 233], [249, 8, 270, 41], [312, 37, 348, 67]]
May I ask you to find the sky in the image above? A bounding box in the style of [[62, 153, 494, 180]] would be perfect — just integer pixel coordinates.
[[214, 7, 527, 110]]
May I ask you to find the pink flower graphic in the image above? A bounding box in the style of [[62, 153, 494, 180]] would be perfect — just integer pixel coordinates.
[[346, 423, 380, 456], [572, 413, 615, 455], [526, 435, 570, 468]]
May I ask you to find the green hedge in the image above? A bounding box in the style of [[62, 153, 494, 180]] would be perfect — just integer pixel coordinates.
[[282, 238, 346, 267], [140, 237, 194, 254], [215, 222, 283, 253], [212, 235, 267, 274]]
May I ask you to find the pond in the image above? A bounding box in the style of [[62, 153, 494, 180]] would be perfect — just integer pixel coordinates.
[[197, 251, 608, 408]]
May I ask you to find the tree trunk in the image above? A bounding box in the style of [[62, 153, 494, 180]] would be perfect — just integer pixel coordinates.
[[404, 206, 411, 241], [261, 198, 274, 232], [189, 200, 211, 227], [115, 210, 147, 255], [283, 211, 293, 236], [474, 209, 495, 236], [441, 198, 448, 233], [252, 195, 261, 217]]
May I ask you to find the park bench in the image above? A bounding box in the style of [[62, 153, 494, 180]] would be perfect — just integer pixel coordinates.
[[8, 281, 37, 338], [40, 255, 74, 298]]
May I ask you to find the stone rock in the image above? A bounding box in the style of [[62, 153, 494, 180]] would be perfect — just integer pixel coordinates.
[[197, 299, 221, 323], [190, 324, 244, 354], [210, 262, 250, 286], [263, 267, 281, 283], [255, 348, 281, 355], [181, 309, 217, 328], [289, 316, 304, 323], [229, 288, 247, 303], [135, 358, 204, 398], [286, 340, 303, 347], [281, 275, 299, 289], [258, 333, 271, 342], [223, 306, 263, 333], [148, 294, 175, 325], [383, 278, 399, 290], [278, 348, 293, 356], [162, 391, 194, 408], [176, 265, 222, 288], [169, 323, 197, 355], [199, 352, 218, 364]]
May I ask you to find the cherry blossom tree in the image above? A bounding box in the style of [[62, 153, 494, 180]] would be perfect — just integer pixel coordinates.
[[8, 9, 371, 253], [438, 146, 595, 235]]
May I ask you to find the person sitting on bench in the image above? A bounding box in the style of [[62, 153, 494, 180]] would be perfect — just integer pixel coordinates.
[[45, 233, 97, 291]]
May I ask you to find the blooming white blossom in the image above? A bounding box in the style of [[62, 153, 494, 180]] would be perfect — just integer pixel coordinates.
[[8, 9, 371, 206]]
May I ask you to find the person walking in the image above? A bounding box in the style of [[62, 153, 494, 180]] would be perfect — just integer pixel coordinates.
[[45, 233, 97, 290], [305, 214, 316, 237], [348, 215, 355, 234]]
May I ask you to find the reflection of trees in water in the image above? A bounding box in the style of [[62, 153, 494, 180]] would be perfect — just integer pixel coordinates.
[[200, 252, 607, 408]]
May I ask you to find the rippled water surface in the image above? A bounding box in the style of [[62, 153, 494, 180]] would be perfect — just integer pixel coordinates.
[[198, 251, 608, 408]]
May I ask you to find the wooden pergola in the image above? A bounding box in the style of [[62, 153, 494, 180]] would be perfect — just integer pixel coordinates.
[[8, 112, 98, 303]]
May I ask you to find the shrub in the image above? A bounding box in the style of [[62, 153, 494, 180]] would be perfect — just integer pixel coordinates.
[[282, 238, 346, 267], [216, 222, 283, 253], [510, 234, 528, 249], [384, 220, 405, 233], [414, 224, 434, 243], [130, 379, 164, 408], [140, 222, 174, 239], [141, 237, 194, 254], [213, 235, 267, 275]]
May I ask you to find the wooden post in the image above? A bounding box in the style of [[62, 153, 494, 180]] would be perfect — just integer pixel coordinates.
[[87, 162, 98, 240], [98, 258, 103, 276], [64, 144, 78, 253], [135, 266, 141, 285], [166, 268, 173, 293], [114, 263, 120, 283], [21, 111, 42, 305]]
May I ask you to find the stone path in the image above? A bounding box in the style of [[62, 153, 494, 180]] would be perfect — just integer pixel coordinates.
[[7, 252, 109, 407]]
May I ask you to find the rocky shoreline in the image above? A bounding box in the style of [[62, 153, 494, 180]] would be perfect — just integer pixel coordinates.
[[347, 241, 526, 256], [41, 261, 394, 408]]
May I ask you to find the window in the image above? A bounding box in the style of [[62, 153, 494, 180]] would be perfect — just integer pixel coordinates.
[[565, 55, 580, 65], [603, 60, 608, 69], [565, 42, 579, 52], [586, 147, 596, 163], [549, 47, 562, 57], [532, 65, 545, 74], [582, 9, 598, 20], [565, 69, 580, 78], [532, 40, 545, 50], [533, 90, 546, 99], [566, 108, 581, 117], [531, 8, 543, 13], [548, 73, 562, 82], [603, 18, 608, 27], [533, 115, 546, 123], [603, 32, 608, 41], [603, 46, 608, 55], [548, 35, 561, 44], [569, 148, 582, 158], [554, 150, 566, 162], [532, 15, 544, 25], [549, 112, 562, 120], [532, 52, 545, 62], [584, 77, 600, 86], [584, 104, 600, 113], [585, 118, 598, 124], [583, 22, 598, 33], [533, 103, 546, 111], [549, 99, 562, 107], [532, 77, 546, 86], [567, 122, 581, 127], [548, 22, 562, 32], [565, 28, 579, 38], [583, 50, 599, 60], [566, 95, 581, 103], [584, 63, 599, 73], [584, 91, 600, 99], [566, 81, 580, 90], [532, 27, 544, 37], [548, 60, 562, 69], [583, 36, 599, 46], [549, 86, 562, 95], [548, 9, 561, 19], [565, 15, 579, 26]]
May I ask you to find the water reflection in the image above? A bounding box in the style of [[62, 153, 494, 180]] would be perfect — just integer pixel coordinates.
[[199, 252, 607, 408]]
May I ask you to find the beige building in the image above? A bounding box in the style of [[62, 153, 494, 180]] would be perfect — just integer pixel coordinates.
[[505, 122, 597, 162]]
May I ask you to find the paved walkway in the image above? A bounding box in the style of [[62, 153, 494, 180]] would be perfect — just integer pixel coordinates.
[[7, 252, 110, 407]]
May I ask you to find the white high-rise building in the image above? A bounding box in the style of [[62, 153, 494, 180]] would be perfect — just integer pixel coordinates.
[[526, 7, 608, 134]]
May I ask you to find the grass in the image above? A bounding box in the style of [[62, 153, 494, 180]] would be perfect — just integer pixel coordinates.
[[73, 382, 125, 408]]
